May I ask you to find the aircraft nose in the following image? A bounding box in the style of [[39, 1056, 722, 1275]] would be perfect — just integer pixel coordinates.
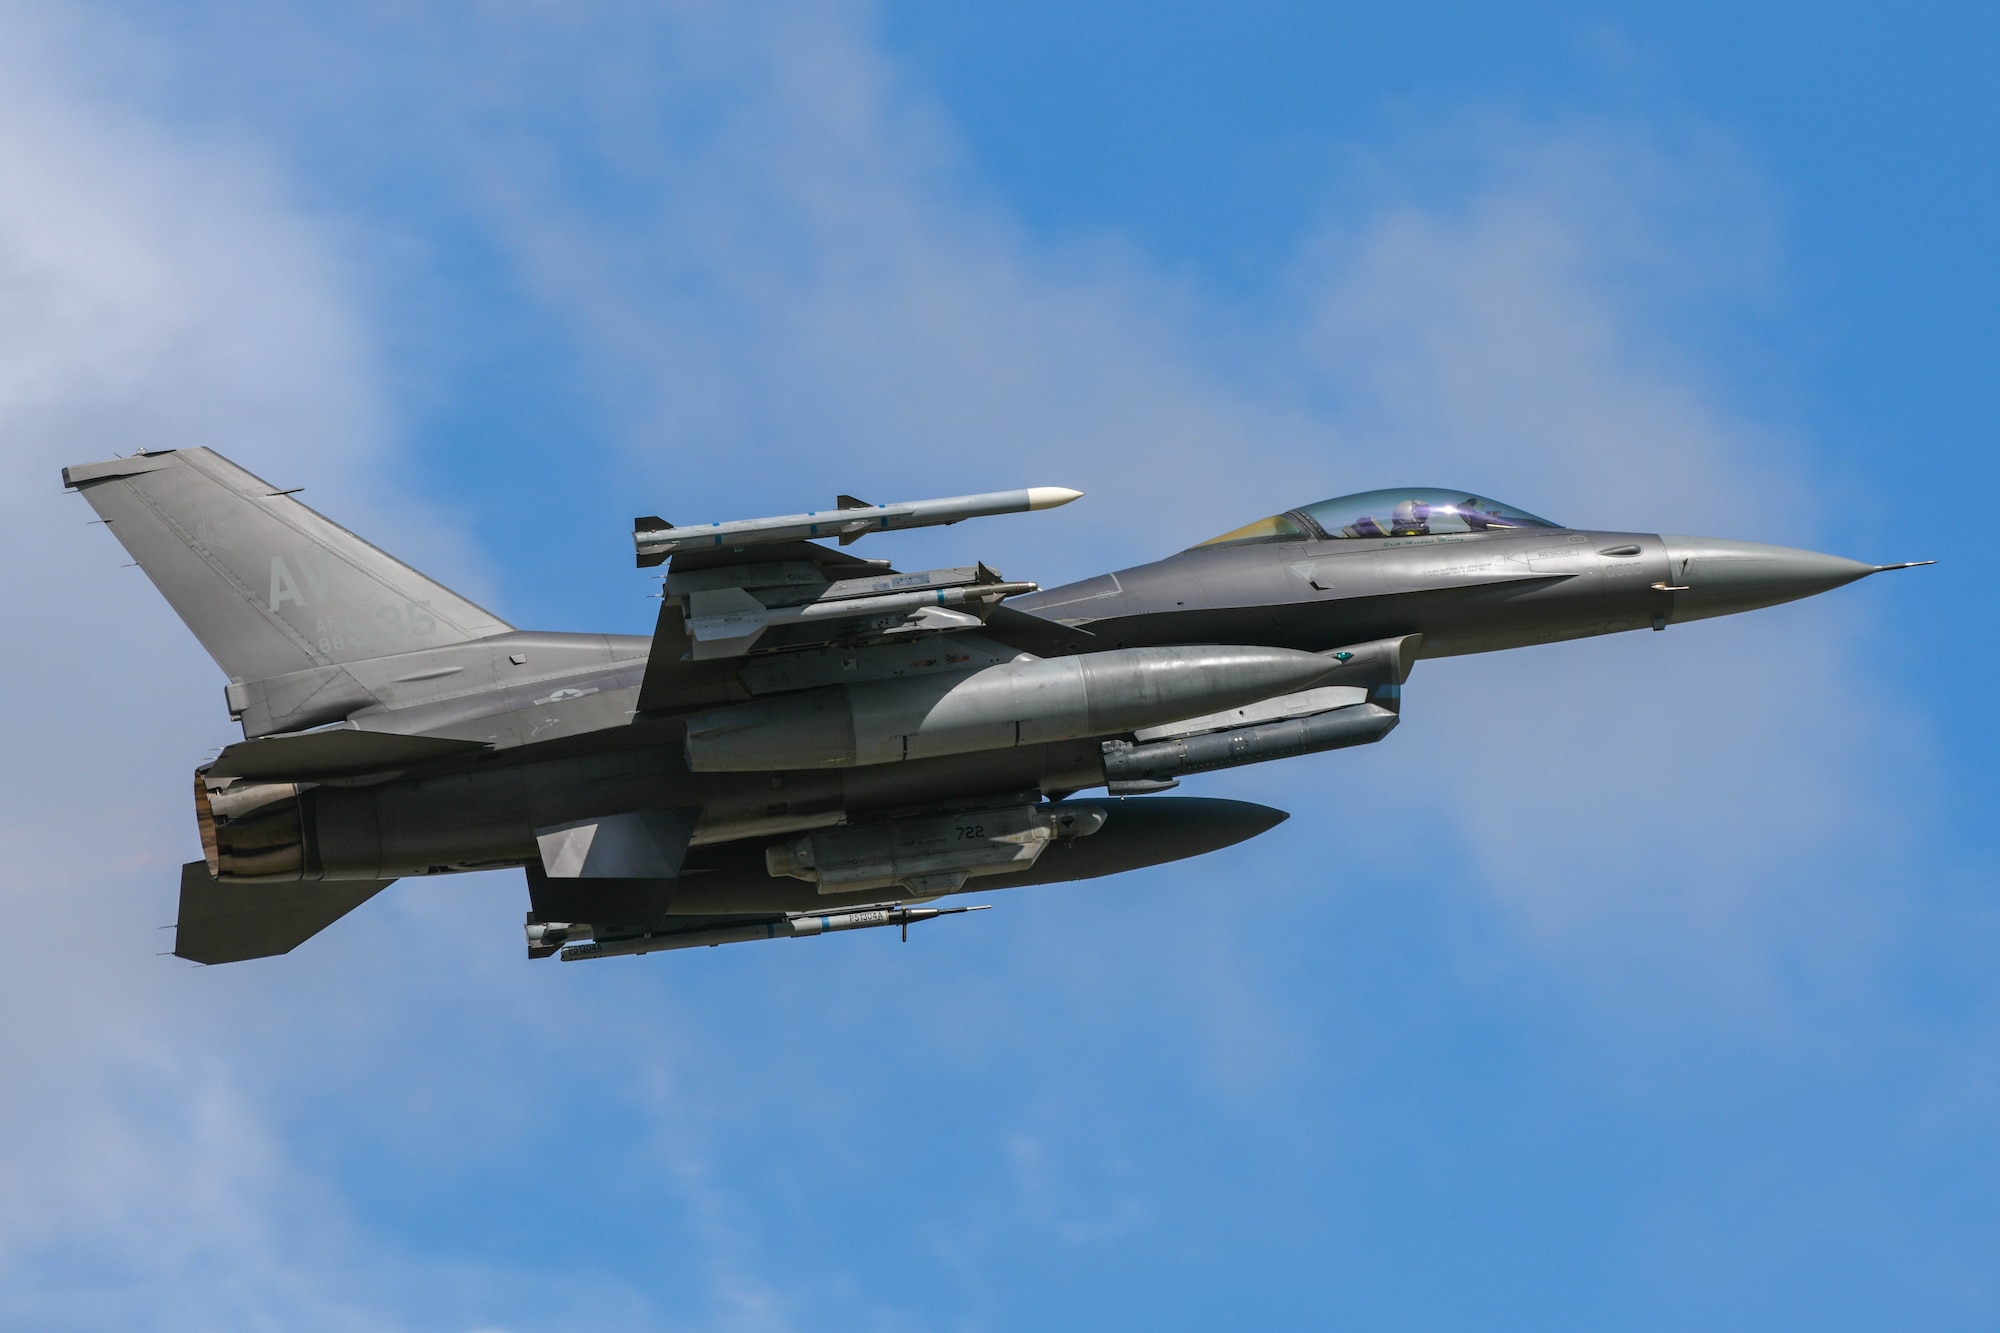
[[1659, 536, 1893, 621]]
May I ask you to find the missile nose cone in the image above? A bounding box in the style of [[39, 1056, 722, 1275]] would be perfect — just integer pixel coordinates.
[[1659, 536, 1893, 622], [1026, 486, 1084, 510]]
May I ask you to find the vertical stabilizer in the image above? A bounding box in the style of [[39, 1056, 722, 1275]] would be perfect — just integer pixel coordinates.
[[64, 448, 511, 685]]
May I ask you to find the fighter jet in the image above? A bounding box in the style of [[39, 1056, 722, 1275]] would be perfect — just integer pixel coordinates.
[[64, 451, 1930, 964]]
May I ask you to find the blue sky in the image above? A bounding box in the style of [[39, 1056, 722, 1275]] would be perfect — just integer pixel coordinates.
[[0, 3, 1993, 1329]]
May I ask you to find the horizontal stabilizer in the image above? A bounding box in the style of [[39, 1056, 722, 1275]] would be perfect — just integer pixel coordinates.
[[174, 860, 393, 964], [208, 727, 489, 781]]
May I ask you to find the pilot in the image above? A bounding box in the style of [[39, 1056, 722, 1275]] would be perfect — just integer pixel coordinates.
[[1389, 498, 1432, 537]]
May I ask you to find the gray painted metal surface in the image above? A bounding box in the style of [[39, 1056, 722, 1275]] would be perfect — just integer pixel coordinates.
[[67, 449, 510, 685], [682, 644, 1341, 771], [66, 451, 1929, 964], [174, 860, 395, 964]]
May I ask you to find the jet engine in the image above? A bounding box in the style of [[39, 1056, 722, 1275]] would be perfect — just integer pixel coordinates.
[[194, 766, 534, 882]]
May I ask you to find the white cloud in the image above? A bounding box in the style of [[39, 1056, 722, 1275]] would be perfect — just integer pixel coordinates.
[[0, 5, 497, 1325], [0, 1, 1963, 1328]]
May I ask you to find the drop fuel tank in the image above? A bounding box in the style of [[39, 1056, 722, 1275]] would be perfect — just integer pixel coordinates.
[[681, 645, 1339, 772], [530, 795, 1292, 921]]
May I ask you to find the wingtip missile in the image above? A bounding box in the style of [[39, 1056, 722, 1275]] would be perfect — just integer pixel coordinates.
[[632, 486, 1083, 564]]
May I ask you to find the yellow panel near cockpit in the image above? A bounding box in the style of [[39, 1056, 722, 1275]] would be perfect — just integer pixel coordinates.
[[1192, 513, 1305, 548]]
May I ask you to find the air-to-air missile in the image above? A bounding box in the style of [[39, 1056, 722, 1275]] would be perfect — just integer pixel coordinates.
[[63, 454, 1931, 966], [548, 903, 991, 962], [632, 486, 1083, 563]]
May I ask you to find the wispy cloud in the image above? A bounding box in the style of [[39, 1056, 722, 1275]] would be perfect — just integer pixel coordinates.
[[0, 4, 496, 1325]]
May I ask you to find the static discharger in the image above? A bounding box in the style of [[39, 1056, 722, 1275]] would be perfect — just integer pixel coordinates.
[[554, 903, 990, 960], [633, 487, 1083, 565]]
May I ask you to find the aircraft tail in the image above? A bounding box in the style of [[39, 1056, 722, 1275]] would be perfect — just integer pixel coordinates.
[[64, 448, 512, 691]]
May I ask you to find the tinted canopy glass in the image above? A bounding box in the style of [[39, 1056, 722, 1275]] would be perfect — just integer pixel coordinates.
[[1193, 488, 1559, 548], [1300, 489, 1559, 539]]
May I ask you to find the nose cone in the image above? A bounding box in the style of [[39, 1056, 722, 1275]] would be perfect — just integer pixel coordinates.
[[1660, 536, 1882, 622]]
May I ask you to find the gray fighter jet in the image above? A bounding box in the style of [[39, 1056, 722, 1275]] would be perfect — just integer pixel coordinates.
[[65, 451, 1929, 964]]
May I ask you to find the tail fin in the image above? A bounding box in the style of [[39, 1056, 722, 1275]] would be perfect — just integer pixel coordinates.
[[64, 448, 511, 685]]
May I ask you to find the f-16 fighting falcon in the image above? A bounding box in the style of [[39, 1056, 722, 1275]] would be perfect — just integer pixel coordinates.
[[65, 449, 1931, 964]]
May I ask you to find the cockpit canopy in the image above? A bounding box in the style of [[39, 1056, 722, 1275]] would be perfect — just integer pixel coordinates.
[[1193, 488, 1560, 549]]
